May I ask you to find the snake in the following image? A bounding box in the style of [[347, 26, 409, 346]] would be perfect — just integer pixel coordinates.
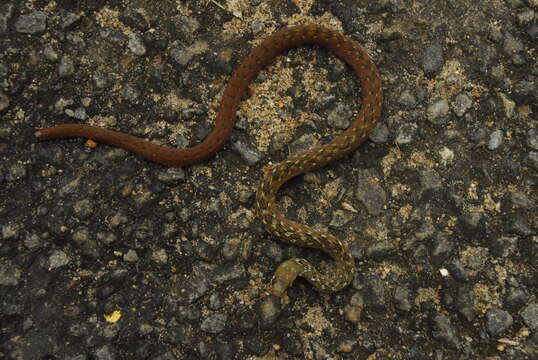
[[35, 25, 383, 296]]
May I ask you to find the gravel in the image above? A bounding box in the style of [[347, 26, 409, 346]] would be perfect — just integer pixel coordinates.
[[395, 122, 418, 144], [427, 98, 450, 125], [486, 308, 514, 337], [1, 1, 537, 359], [488, 129, 504, 150], [521, 303, 538, 331], [421, 42, 444, 75], [368, 121, 389, 143], [397, 89, 418, 109], [432, 313, 460, 349], [200, 313, 227, 334], [453, 93, 473, 117], [14, 11, 47, 34]]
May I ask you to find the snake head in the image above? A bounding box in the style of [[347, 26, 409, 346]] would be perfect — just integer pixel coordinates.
[[270, 259, 304, 297]]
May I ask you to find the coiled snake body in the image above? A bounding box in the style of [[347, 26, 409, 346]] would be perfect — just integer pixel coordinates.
[[36, 25, 382, 296]]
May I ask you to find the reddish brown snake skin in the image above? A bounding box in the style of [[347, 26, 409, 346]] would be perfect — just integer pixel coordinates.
[[36, 25, 382, 296]]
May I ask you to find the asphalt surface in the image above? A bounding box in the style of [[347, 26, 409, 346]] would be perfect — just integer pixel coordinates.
[[0, 1, 537, 359]]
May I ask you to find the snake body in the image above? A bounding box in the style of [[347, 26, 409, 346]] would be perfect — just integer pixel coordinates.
[[36, 25, 382, 296]]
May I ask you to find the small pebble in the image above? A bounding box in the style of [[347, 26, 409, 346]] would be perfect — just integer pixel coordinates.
[[398, 89, 418, 109], [231, 140, 262, 165], [521, 303, 538, 330], [0, 260, 21, 286], [527, 127, 538, 150], [422, 42, 444, 75], [431, 313, 460, 348], [0, 4, 14, 34], [170, 44, 194, 67], [43, 45, 59, 62], [395, 123, 418, 145], [369, 122, 389, 143], [499, 93, 515, 118], [123, 250, 139, 263], [439, 146, 454, 165], [453, 94, 472, 117], [486, 309, 513, 337], [157, 168, 186, 183], [527, 151, 538, 170], [58, 56, 75, 77], [488, 129, 503, 150], [503, 33, 524, 56], [128, 33, 147, 56], [427, 98, 450, 125], [355, 170, 387, 215], [61, 12, 81, 29], [327, 103, 352, 130], [200, 313, 227, 334], [151, 249, 168, 264], [49, 250, 69, 270], [15, 11, 47, 34]]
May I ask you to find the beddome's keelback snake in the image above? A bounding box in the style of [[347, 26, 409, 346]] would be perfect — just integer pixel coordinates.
[[36, 24, 383, 296]]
